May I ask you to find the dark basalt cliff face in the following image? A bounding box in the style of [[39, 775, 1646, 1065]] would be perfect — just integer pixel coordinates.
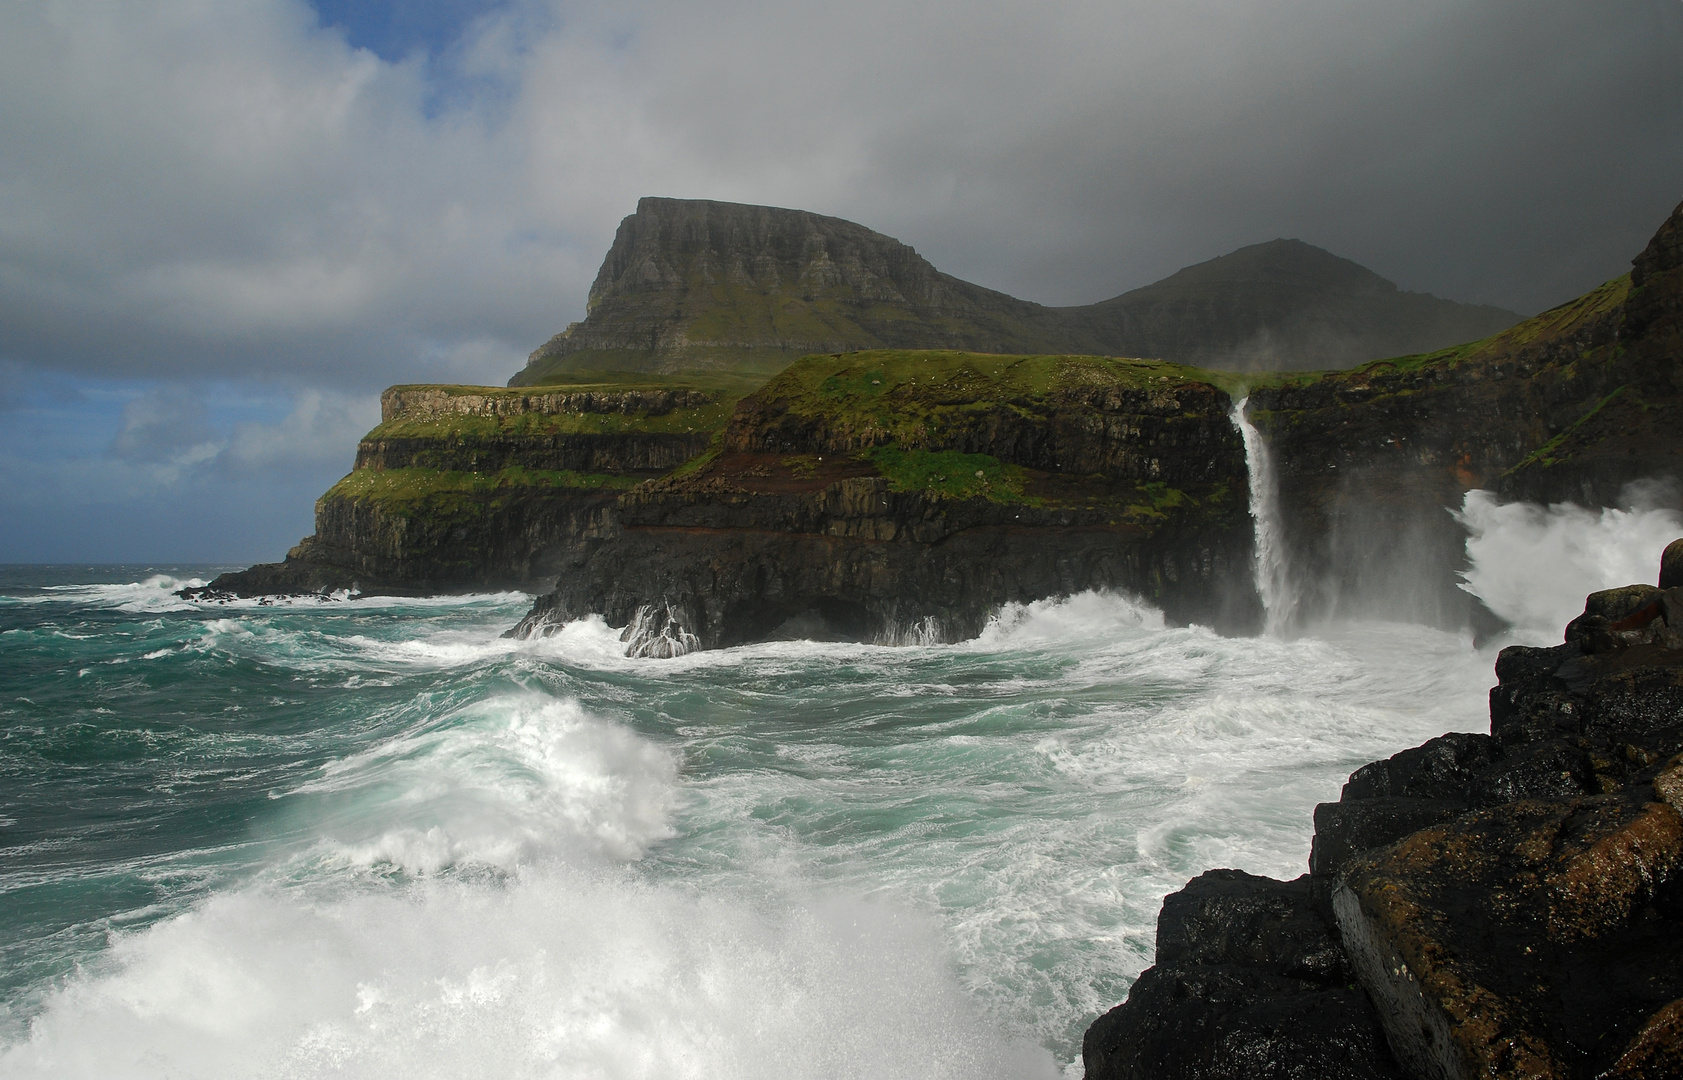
[[1084, 552, 1683, 1080], [512, 197, 1520, 385], [183, 385, 733, 599], [1247, 198, 1683, 630], [510, 351, 1261, 651]]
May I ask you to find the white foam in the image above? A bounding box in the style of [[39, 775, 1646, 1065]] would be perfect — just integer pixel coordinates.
[[288, 695, 680, 873], [974, 590, 1165, 647], [1456, 489, 1683, 643], [2, 875, 1057, 1080], [16, 574, 207, 613], [194, 590, 532, 612]]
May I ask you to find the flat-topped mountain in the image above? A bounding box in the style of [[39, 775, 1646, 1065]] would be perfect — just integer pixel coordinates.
[[514, 198, 1100, 384], [511, 197, 1521, 384]]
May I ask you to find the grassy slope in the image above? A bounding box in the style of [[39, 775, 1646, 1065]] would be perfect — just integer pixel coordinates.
[[324, 466, 639, 514], [711, 350, 1238, 521], [1230, 275, 1630, 399], [748, 349, 1227, 429], [333, 269, 1634, 529]]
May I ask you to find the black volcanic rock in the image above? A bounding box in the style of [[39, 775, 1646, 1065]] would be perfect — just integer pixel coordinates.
[[511, 198, 1520, 385], [1662, 538, 1683, 590], [1083, 545, 1683, 1080], [1083, 871, 1400, 1080]]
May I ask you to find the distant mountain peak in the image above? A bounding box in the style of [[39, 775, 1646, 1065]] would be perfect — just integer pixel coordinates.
[[1141, 238, 1398, 296], [510, 199, 1522, 385]]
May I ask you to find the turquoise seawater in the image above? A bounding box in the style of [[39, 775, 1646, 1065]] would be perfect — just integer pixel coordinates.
[[0, 564, 1507, 1077]]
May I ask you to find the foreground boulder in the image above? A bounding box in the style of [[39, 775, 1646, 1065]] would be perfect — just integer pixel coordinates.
[[1085, 544, 1683, 1079]]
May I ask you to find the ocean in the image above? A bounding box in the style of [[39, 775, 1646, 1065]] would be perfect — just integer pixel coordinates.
[[2, 492, 1679, 1078]]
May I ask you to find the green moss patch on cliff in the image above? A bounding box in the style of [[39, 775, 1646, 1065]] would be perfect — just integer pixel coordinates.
[[861, 445, 1034, 503], [1263, 274, 1630, 397], [1504, 385, 1631, 475], [325, 466, 636, 518], [371, 381, 744, 441]]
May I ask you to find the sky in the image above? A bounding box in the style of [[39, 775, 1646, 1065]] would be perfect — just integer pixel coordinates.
[[1, 1, 1680, 563]]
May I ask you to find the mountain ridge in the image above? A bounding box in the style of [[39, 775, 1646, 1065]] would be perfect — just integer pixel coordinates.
[[512, 197, 1522, 384]]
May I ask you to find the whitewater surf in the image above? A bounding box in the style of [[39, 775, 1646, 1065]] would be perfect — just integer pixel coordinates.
[[2, 493, 1679, 1077]]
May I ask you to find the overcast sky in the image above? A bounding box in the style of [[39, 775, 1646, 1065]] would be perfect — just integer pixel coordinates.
[[2, 0, 1680, 563]]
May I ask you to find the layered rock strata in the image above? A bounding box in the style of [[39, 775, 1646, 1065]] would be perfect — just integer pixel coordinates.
[[1083, 554, 1683, 1080], [510, 351, 1261, 650], [184, 384, 732, 598]]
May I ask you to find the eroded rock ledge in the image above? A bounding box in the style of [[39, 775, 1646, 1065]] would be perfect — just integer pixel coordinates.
[[1084, 542, 1683, 1080]]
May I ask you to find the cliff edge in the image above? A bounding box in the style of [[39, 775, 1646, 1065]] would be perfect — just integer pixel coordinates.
[[1245, 197, 1683, 630]]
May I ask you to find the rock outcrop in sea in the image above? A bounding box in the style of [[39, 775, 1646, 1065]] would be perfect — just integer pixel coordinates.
[[1082, 544, 1683, 1080], [184, 383, 734, 598]]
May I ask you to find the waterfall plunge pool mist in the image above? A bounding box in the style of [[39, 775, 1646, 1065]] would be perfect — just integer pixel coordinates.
[[1, 488, 1680, 1077]]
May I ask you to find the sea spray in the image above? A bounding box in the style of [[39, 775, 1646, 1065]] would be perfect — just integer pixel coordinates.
[[2, 874, 1056, 1080], [1232, 397, 1297, 633], [620, 601, 701, 658], [1455, 489, 1683, 643]]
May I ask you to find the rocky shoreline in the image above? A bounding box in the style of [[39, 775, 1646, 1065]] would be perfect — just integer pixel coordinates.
[[1083, 540, 1683, 1080]]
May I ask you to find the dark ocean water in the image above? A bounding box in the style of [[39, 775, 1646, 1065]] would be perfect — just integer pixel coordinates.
[[0, 502, 1674, 1078]]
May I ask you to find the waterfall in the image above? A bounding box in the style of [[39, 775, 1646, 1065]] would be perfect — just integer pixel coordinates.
[[1232, 396, 1296, 634]]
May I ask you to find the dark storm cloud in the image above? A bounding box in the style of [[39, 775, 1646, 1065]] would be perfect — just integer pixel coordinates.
[[3, 0, 1679, 390]]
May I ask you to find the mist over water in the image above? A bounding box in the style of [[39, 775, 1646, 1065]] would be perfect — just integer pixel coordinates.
[[1, 483, 1676, 1077], [1457, 488, 1683, 643]]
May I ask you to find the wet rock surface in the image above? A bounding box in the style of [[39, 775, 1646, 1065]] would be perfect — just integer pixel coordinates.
[[1084, 554, 1683, 1080], [1082, 871, 1399, 1080]]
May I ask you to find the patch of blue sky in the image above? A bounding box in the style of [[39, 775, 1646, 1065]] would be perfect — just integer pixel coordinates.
[[0, 371, 293, 465], [310, 0, 506, 63], [309, 0, 537, 119]]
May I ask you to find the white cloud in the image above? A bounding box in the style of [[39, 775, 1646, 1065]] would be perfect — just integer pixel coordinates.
[[226, 388, 380, 469], [0, 0, 1678, 396]]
